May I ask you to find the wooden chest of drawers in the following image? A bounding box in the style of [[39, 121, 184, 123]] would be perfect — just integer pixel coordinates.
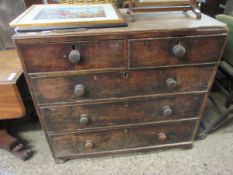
[[13, 10, 228, 162]]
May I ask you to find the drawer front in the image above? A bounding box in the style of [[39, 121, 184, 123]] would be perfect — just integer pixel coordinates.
[[41, 94, 204, 132], [31, 66, 213, 104], [18, 40, 124, 73], [50, 120, 196, 157], [129, 35, 226, 68]]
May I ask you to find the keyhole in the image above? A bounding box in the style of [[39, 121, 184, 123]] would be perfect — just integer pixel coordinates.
[[123, 72, 128, 79], [176, 41, 181, 45], [123, 101, 128, 108]]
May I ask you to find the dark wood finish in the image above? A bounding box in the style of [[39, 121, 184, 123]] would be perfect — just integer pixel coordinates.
[[50, 120, 196, 158], [41, 93, 203, 133], [31, 66, 213, 104], [19, 40, 125, 73], [13, 10, 228, 161], [129, 35, 226, 68], [12, 9, 227, 43]]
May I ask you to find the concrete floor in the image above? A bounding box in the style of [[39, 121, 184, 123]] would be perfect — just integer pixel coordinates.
[[0, 100, 233, 175]]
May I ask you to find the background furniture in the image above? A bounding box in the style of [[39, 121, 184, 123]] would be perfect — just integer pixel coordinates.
[[0, 50, 31, 160], [14, 10, 227, 162], [198, 14, 233, 138]]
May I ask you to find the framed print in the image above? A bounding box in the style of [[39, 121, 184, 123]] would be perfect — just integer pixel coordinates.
[[10, 3, 126, 28]]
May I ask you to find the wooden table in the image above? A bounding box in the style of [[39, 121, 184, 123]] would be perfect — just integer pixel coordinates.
[[0, 50, 31, 160], [0, 50, 25, 119]]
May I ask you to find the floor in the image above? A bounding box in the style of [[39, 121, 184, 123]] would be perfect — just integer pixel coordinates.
[[0, 99, 233, 175]]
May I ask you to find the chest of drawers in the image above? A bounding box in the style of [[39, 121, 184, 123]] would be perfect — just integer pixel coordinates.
[[13, 10, 228, 163]]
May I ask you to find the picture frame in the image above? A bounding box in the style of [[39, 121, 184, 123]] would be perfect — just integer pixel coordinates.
[[10, 3, 126, 28]]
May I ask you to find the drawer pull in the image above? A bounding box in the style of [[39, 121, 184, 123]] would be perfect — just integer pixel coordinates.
[[79, 114, 89, 125], [74, 84, 85, 97], [162, 106, 173, 117], [85, 140, 94, 149], [158, 132, 167, 141], [172, 44, 186, 57], [68, 50, 81, 64], [166, 77, 177, 89]]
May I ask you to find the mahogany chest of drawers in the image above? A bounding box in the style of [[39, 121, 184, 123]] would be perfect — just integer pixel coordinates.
[[13, 10, 228, 163]]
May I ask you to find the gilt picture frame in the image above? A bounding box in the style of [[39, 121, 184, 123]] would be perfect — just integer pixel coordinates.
[[10, 3, 126, 28]]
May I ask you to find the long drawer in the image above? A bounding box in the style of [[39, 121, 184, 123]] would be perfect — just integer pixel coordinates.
[[31, 65, 213, 104], [41, 94, 204, 133], [129, 35, 226, 68], [18, 40, 125, 73], [50, 120, 196, 158]]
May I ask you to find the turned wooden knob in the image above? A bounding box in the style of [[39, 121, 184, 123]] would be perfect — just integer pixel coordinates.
[[166, 77, 177, 89], [68, 50, 80, 64], [74, 84, 85, 97], [85, 140, 94, 149], [79, 114, 89, 125], [163, 106, 173, 117], [172, 44, 186, 57], [158, 132, 167, 141]]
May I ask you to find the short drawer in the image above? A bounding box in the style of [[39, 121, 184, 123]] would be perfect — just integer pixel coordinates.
[[31, 65, 213, 104], [18, 40, 125, 73], [50, 120, 196, 158], [41, 94, 204, 132], [129, 35, 226, 68]]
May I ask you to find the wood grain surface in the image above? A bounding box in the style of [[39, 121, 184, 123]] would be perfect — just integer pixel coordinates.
[[0, 50, 22, 83], [0, 50, 25, 119], [13, 10, 227, 41], [13, 10, 228, 161], [129, 35, 226, 68], [30, 65, 213, 104], [50, 120, 196, 158], [0, 84, 25, 119], [19, 40, 125, 73], [41, 93, 204, 133]]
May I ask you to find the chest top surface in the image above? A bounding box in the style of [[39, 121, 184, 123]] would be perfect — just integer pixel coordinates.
[[13, 9, 227, 41]]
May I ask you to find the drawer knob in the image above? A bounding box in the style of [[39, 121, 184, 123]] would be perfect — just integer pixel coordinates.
[[158, 132, 167, 141], [69, 50, 80, 64], [74, 84, 85, 97], [79, 114, 89, 125], [172, 44, 186, 57], [163, 106, 173, 117], [85, 140, 94, 149], [166, 77, 177, 89]]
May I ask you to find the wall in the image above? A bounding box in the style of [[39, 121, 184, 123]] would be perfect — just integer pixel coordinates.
[[225, 0, 233, 15], [0, 0, 25, 50]]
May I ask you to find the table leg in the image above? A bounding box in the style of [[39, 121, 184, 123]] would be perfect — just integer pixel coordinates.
[[0, 128, 31, 160]]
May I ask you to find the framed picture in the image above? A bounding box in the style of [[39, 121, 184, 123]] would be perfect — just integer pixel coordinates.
[[10, 3, 126, 28]]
